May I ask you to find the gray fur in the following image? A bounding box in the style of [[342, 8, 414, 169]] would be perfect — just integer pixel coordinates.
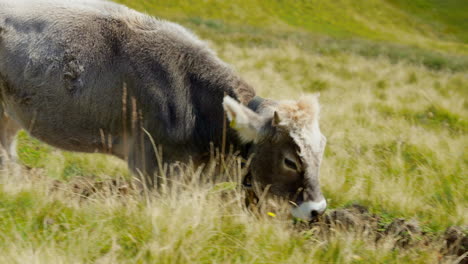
[[0, 0, 326, 220], [1, 0, 252, 173]]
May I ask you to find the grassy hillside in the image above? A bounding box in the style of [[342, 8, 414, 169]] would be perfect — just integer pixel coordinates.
[[386, 0, 468, 43], [1, 0, 467, 263], [114, 0, 468, 72], [115, 0, 468, 53]]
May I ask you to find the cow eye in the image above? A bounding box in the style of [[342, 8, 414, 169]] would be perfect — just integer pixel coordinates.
[[284, 158, 298, 171]]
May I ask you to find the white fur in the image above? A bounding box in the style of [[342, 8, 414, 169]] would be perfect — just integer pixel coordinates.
[[291, 199, 327, 221], [274, 94, 325, 164]]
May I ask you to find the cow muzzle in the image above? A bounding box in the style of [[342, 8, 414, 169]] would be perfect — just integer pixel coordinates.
[[291, 198, 327, 221]]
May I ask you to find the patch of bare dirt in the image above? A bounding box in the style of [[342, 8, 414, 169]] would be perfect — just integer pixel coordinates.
[[298, 204, 467, 263]]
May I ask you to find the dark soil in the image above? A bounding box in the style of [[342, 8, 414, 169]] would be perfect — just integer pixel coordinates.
[[299, 204, 467, 263]]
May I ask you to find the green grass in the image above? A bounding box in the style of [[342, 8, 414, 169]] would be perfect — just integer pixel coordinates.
[[115, 0, 468, 72], [386, 0, 468, 43], [115, 0, 468, 53], [1, 0, 467, 263]]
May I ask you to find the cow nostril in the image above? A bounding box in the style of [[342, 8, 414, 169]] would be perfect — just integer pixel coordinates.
[[311, 210, 319, 219]]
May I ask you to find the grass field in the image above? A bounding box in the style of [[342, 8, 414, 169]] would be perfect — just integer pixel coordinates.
[[1, 0, 467, 263]]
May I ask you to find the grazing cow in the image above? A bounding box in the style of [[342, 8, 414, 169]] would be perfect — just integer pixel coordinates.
[[0, 0, 327, 221]]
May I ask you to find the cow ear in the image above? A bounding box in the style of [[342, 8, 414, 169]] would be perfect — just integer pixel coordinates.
[[223, 96, 263, 143], [272, 111, 281, 127]]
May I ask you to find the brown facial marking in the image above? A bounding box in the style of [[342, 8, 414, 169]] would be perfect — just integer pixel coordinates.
[[249, 124, 305, 199]]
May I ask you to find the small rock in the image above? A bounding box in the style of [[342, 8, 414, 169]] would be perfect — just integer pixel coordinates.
[[43, 217, 55, 227]]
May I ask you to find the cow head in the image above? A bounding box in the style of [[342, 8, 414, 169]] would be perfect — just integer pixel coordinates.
[[223, 95, 327, 221]]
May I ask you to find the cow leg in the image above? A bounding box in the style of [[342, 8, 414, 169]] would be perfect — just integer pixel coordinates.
[[0, 107, 21, 165], [127, 135, 159, 190]]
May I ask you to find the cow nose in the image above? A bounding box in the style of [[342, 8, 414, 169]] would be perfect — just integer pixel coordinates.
[[309, 202, 326, 221], [291, 198, 327, 221], [311, 209, 319, 219]]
